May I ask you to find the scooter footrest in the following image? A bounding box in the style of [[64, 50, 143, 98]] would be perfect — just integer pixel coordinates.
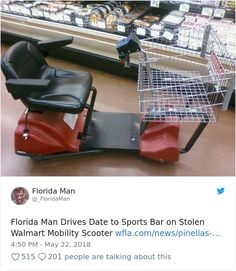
[[140, 122, 180, 162]]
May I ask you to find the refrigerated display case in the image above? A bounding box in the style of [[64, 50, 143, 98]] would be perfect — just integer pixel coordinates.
[[1, 1, 235, 64]]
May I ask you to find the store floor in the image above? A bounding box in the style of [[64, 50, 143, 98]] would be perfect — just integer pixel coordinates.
[[1, 43, 235, 176]]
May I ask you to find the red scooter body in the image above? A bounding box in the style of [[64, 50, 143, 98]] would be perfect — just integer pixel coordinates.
[[15, 110, 180, 162], [15, 110, 86, 155]]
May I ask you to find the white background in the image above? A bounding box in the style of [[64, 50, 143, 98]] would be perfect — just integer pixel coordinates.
[[0, 177, 235, 271]]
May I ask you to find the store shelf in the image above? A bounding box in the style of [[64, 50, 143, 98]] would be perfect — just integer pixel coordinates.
[[1, 12, 124, 61], [1, 12, 207, 66]]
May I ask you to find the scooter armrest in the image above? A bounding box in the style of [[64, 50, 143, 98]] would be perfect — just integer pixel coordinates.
[[6, 79, 50, 99], [37, 36, 73, 56]]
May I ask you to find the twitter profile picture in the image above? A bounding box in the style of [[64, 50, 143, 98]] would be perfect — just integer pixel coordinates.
[[11, 187, 29, 205]]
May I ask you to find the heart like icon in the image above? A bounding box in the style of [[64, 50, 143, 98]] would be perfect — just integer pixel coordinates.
[[38, 253, 47, 261], [11, 253, 20, 261]]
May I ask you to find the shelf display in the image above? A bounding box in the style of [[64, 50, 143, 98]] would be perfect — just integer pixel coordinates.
[[90, 2, 132, 30], [177, 13, 209, 51], [1, 1, 235, 59], [161, 13, 185, 29], [209, 18, 235, 57]]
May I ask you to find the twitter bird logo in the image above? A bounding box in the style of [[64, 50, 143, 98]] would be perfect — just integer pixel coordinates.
[[217, 188, 225, 195]]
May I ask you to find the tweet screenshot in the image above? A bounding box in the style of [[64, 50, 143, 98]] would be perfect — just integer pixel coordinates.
[[0, 177, 235, 271]]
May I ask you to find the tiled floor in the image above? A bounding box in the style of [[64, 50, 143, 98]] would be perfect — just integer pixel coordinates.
[[1, 43, 235, 176]]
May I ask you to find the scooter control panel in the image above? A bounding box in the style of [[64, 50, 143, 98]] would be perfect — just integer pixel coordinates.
[[116, 33, 141, 68], [116, 33, 141, 60]]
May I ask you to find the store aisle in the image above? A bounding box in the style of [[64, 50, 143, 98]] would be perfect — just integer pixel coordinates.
[[1, 43, 235, 176]]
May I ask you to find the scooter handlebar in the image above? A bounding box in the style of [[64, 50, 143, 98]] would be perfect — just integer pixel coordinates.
[[116, 32, 141, 68], [37, 36, 73, 57]]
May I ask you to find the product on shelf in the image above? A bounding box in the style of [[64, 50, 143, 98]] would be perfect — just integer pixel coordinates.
[[169, 10, 186, 17], [48, 7, 60, 21], [188, 23, 205, 50], [86, 3, 100, 10], [8, 1, 32, 16], [103, 1, 117, 12], [116, 7, 145, 34], [20, 3, 33, 16], [133, 19, 151, 37], [177, 20, 205, 51], [106, 2, 132, 31], [50, 3, 68, 22], [196, 15, 209, 25], [134, 13, 161, 37], [150, 23, 164, 37], [177, 21, 193, 48], [8, 2, 18, 15], [62, 8, 75, 24], [143, 15, 160, 22], [222, 0, 235, 9], [149, 10, 184, 42], [161, 14, 185, 29], [176, 11, 211, 51], [90, 2, 133, 32], [89, 6, 107, 28], [106, 11, 120, 30], [209, 18, 236, 58], [1, 1, 11, 13], [74, 8, 91, 27], [133, 19, 151, 28], [122, 2, 133, 13], [42, 6, 51, 20], [116, 16, 133, 33], [185, 12, 198, 23]]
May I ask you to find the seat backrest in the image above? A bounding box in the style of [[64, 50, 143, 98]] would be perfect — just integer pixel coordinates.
[[1, 41, 47, 80]]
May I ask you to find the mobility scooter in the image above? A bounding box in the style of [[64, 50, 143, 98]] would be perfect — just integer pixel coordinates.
[[1, 31, 234, 162]]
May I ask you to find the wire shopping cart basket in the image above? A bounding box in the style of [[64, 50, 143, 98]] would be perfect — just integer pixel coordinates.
[[136, 25, 235, 157], [137, 26, 235, 124]]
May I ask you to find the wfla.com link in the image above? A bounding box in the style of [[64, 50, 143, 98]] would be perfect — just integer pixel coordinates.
[[115, 229, 220, 238]]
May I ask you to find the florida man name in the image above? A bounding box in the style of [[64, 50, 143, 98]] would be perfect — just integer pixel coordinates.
[[32, 188, 76, 194]]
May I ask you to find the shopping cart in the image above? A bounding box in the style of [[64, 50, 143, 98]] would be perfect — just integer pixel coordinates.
[[137, 25, 235, 158]]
